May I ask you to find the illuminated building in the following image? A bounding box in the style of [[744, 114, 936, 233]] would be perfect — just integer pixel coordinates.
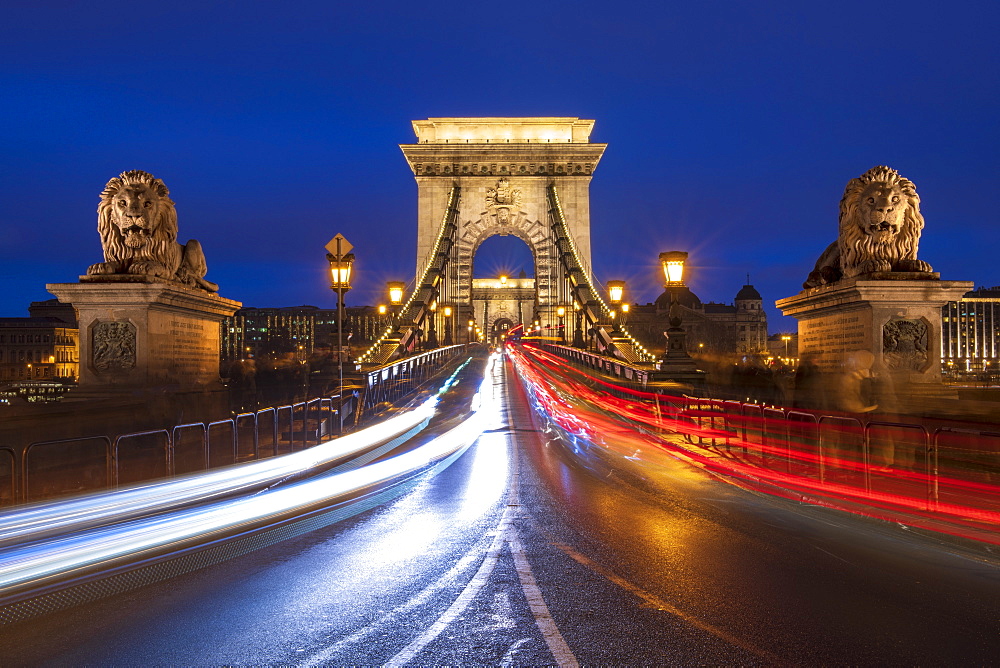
[[941, 285, 1000, 370], [0, 300, 79, 388], [221, 305, 388, 363]]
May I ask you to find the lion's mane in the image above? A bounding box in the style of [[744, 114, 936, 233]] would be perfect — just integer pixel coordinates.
[[804, 166, 931, 288], [89, 170, 217, 291], [838, 165, 925, 279], [96, 170, 181, 273]]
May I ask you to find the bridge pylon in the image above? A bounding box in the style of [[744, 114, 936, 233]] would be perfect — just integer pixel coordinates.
[[359, 118, 656, 367]]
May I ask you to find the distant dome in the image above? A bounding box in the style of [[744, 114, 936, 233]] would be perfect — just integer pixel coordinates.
[[735, 284, 761, 301], [655, 286, 702, 310]]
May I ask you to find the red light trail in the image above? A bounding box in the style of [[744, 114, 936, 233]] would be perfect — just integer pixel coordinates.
[[508, 344, 1000, 546]]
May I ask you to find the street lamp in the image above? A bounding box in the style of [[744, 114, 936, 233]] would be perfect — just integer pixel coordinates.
[[607, 280, 625, 336], [556, 305, 566, 343], [467, 319, 474, 344], [442, 304, 454, 346], [607, 280, 625, 305], [659, 251, 688, 286], [781, 334, 791, 359], [425, 301, 439, 349], [572, 300, 586, 348], [326, 233, 354, 400], [657, 251, 695, 366], [387, 281, 405, 310]]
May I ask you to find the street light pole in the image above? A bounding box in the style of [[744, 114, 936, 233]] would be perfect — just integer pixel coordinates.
[[608, 280, 625, 336], [326, 233, 354, 409], [442, 305, 454, 346]]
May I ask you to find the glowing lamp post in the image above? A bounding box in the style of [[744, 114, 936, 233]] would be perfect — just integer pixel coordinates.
[[657, 251, 696, 368], [607, 280, 625, 336], [425, 301, 439, 349], [387, 281, 405, 310], [325, 233, 354, 398], [556, 305, 567, 343], [442, 304, 454, 346], [572, 300, 586, 348], [781, 335, 791, 360], [608, 280, 625, 305]]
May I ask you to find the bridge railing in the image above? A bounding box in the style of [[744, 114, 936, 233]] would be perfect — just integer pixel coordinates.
[[0, 393, 356, 507], [534, 341, 657, 388], [357, 343, 474, 422], [522, 342, 1000, 530], [653, 393, 1000, 523]]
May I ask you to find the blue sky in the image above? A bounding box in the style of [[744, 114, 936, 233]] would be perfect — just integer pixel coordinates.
[[1, 1, 997, 332]]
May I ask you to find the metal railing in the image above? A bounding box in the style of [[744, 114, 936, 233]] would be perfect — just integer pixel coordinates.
[[522, 343, 999, 524], [657, 394, 1000, 516], [0, 394, 354, 506], [357, 344, 473, 421], [535, 342, 656, 387]]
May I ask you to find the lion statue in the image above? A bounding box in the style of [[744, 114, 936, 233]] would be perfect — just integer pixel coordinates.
[[87, 170, 219, 292], [803, 166, 933, 289]]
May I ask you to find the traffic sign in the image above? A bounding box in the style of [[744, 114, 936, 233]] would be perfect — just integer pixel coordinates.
[[325, 233, 353, 256]]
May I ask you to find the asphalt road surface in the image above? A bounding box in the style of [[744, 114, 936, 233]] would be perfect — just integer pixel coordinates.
[[2, 351, 1000, 665]]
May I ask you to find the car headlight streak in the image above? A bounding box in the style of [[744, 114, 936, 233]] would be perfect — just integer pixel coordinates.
[[0, 397, 438, 549], [0, 365, 498, 599]]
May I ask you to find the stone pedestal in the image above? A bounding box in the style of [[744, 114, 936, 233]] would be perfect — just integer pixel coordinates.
[[776, 274, 972, 395], [47, 278, 241, 392]]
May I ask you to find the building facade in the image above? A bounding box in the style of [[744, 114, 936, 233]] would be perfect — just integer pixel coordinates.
[[221, 305, 389, 363], [941, 285, 1000, 371], [626, 283, 769, 360], [0, 318, 79, 382]]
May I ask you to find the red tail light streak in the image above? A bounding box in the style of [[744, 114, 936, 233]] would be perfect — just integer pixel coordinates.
[[509, 344, 1000, 546]]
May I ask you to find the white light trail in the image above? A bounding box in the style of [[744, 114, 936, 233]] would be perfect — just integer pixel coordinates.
[[0, 397, 437, 548], [0, 373, 493, 599]]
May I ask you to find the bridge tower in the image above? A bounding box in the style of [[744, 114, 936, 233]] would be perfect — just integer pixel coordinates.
[[360, 117, 655, 366], [400, 117, 605, 335]]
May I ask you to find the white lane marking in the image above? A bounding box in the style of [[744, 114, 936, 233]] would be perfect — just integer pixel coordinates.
[[322, 354, 579, 667], [385, 504, 515, 666], [502, 363, 579, 667], [508, 527, 579, 668], [299, 530, 495, 666]]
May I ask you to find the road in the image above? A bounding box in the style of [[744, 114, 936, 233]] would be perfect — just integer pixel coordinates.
[[2, 350, 1000, 665]]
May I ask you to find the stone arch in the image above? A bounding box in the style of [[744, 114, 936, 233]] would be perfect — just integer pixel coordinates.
[[455, 210, 558, 308]]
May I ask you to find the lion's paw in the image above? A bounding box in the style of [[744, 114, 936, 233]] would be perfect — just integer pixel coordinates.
[[857, 259, 892, 275], [128, 261, 171, 278], [87, 262, 120, 275], [895, 259, 934, 273]]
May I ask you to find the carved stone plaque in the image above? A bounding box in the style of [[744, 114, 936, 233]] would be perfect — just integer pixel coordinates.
[[882, 318, 929, 372], [92, 321, 137, 372]]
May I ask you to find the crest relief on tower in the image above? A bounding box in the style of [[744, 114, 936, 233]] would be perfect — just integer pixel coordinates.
[[485, 178, 523, 225]]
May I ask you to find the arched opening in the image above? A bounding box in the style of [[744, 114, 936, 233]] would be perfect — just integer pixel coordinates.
[[469, 233, 537, 337], [472, 234, 534, 279]]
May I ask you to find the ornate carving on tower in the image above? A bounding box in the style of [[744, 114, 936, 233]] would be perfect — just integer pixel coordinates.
[[486, 178, 522, 224]]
